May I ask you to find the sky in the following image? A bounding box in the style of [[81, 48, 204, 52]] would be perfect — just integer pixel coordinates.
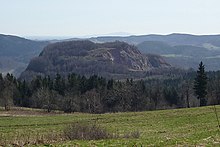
[[1, 0, 220, 37]]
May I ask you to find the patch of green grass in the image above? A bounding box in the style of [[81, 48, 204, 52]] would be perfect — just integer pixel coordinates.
[[1, 106, 220, 146]]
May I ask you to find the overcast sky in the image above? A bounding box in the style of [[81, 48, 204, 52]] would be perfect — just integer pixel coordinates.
[[1, 0, 220, 37]]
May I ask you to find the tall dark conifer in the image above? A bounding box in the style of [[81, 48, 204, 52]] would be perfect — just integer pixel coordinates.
[[194, 61, 208, 106]]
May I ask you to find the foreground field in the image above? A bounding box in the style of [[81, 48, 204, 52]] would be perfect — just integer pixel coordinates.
[[0, 106, 220, 146]]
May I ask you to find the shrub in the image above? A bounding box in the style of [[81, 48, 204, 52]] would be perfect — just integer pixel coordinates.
[[64, 122, 111, 140]]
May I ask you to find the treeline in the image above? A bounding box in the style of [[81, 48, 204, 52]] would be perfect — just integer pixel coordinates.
[[0, 71, 220, 113]]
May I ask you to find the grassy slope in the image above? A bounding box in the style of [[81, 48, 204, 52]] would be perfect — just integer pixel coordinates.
[[0, 106, 220, 146]]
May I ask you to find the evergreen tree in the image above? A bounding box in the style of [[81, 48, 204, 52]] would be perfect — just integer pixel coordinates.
[[194, 61, 208, 106], [107, 79, 114, 90], [54, 74, 65, 95], [17, 80, 31, 107], [2, 75, 16, 110]]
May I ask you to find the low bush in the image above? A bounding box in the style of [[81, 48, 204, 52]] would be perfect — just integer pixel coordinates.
[[64, 122, 112, 140]]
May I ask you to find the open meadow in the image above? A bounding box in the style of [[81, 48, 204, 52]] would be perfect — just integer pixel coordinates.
[[0, 106, 220, 146]]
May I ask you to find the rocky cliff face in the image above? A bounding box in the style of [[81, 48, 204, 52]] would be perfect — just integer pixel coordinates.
[[20, 40, 170, 80]]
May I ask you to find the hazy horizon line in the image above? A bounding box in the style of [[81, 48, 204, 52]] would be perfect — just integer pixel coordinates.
[[1, 32, 220, 41]]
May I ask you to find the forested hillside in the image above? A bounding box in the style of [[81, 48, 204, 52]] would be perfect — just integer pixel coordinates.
[[20, 40, 170, 80], [0, 34, 48, 76], [2, 33, 220, 76]]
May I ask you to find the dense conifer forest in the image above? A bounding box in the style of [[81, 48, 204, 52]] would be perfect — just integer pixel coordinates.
[[1, 68, 220, 113]]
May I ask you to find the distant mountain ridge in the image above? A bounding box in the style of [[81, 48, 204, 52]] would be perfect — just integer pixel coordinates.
[[137, 40, 220, 70], [2, 33, 220, 77], [69, 33, 220, 70], [0, 34, 49, 76], [20, 40, 170, 80], [87, 33, 220, 46]]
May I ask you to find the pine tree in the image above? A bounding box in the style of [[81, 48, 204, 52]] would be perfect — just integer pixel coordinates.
[[54, 74, 65, 95], [194, 61, 208, 106], [107, 79, 114, 90]]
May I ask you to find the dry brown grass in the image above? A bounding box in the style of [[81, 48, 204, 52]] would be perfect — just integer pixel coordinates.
[[0, 107, 64, 116], [0, 132, 65, 146]]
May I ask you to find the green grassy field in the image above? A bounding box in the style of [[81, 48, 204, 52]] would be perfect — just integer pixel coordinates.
[[0, 106, 220, 146]]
